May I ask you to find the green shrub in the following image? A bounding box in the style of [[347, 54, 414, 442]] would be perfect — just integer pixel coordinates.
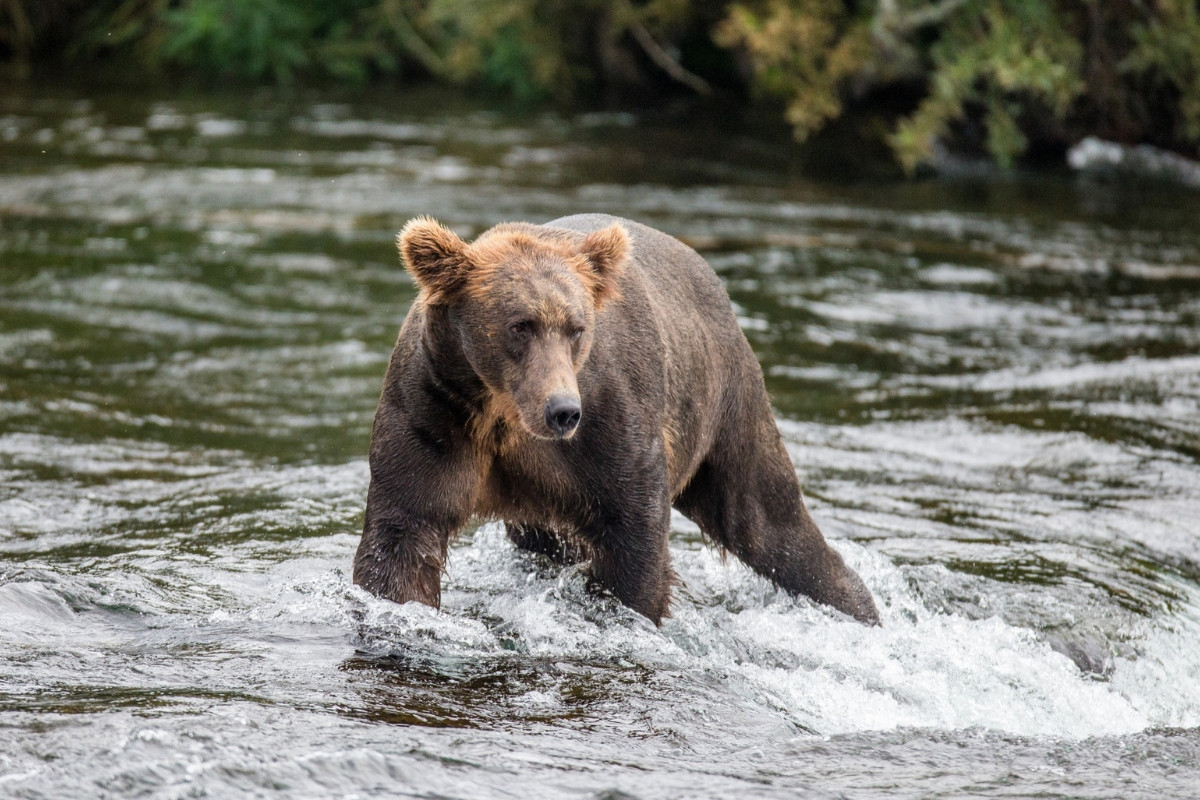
[[3, 0, 1199, 168], [163, 0, 309, 82], [418, 0, 577, 101], [889, 1, 1083, 170], [714, 0, 873, 143], [1125, 0, 1200, 143]]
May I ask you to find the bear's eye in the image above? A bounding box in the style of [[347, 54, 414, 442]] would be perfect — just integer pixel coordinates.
[[509, 320, 535, 337], [569, 327, 584, 342]]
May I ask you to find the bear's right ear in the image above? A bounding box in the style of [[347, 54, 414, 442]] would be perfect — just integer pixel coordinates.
[[577, 223, 630, 307], [398, 217, 470, 305]]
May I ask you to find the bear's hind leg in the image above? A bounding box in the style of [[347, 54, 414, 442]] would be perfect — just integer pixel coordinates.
[[506, 523, 588, 565], [674, 405, 880, 625]]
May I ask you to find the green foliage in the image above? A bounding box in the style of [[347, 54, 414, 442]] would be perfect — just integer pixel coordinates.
[[417, 0, 578, 101], [71, 0, 406, 83], [410, 0, 699, 103], [889, 1, 1083, 171], [84, 0, 169, 58], [1125, 0, 1200, 144], [714, 0, 873, 142], [163, 0, 309, 82], [710, 1, 1087, 169], [4, 0, 1200, 168]]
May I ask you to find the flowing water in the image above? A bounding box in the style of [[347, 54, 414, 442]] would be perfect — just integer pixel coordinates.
[[2, 86, 1200, 799]]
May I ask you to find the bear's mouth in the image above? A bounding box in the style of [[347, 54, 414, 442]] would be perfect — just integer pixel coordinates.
[[513, 409, 581, 442], [505, 398, 581, 442]]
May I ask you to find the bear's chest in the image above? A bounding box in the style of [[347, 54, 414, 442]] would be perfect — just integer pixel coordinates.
[[475, 445, 586, 527]]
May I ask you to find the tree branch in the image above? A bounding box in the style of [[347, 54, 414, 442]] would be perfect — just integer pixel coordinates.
[[628, 21, 711, 96], [875, 0, 970, 45], [381, 0, 447, 78]]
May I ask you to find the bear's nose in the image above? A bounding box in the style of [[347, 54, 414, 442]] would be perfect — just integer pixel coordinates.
[[545, 394, 582, 437]]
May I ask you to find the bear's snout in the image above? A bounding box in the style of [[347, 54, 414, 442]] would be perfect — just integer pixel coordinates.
[[545, 393, 582, 438]]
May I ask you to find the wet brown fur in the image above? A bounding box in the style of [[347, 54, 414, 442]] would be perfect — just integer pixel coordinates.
[[355, 214, 880, 626]]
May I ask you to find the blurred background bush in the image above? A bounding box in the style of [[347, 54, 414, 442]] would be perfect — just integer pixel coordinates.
[[3, 0, 1198, 171]]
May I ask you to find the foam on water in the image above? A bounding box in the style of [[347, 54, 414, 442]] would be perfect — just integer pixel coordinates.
[[342, 523, 1193, 739], [8, 434, 1167, 750], [1, 408, 1198, 754]]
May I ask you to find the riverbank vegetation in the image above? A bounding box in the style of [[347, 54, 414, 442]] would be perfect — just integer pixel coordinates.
[[3, 0, 1198, 171]]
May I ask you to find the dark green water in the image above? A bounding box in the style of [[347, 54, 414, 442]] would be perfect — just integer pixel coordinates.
[[2, 87, 1200, 799]]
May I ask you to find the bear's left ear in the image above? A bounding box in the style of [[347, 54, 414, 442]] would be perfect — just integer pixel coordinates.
[[577, 223, 630, 307], [397, 216, 470, 305]]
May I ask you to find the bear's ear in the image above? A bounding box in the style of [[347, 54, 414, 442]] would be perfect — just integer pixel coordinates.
[[577, 223, 630, 307], [397, 217, 470, 304]]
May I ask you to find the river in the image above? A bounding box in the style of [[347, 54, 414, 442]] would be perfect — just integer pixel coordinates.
[[2, 86, 1199, 798]]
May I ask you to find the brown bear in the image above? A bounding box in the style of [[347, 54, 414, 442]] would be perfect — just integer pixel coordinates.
[[353, 214, 880, 626]]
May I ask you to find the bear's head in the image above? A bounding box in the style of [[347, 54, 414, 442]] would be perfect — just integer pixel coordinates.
[[398, 217, 629, 441]]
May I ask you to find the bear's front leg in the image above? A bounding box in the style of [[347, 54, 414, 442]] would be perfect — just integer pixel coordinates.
[[354, 509, 449, 608], [506, 523, 588, 565], [584, 487, 675, 625], [353, 397, 478, 610]]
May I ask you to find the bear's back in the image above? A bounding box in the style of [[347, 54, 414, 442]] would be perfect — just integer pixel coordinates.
[[544, 213, 742, 345], [545, 214, 759, 494]]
